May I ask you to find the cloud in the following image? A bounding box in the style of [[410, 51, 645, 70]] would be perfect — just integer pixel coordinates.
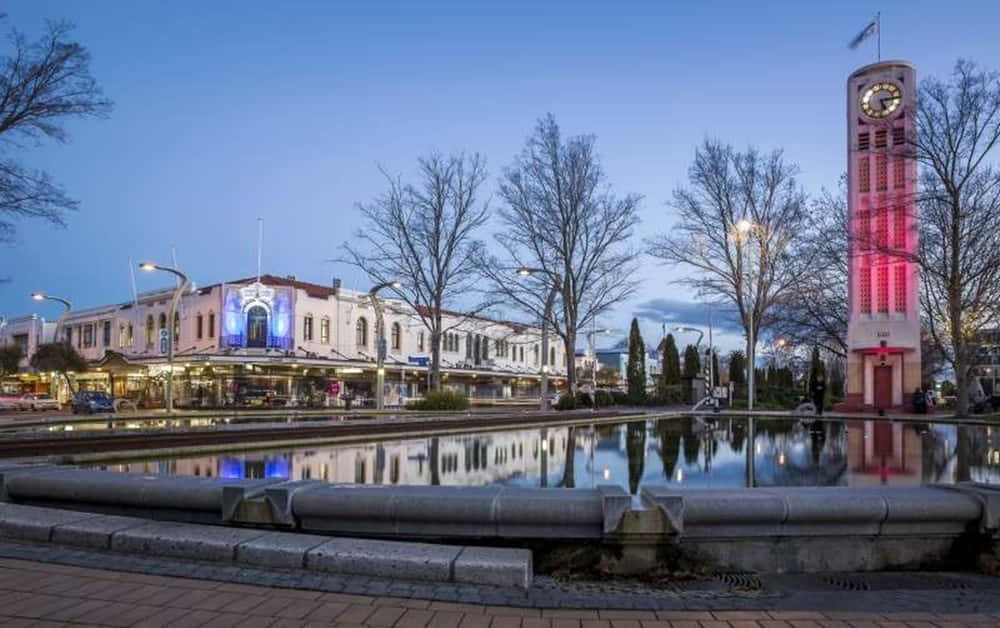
[[631, 298, 743, 335]]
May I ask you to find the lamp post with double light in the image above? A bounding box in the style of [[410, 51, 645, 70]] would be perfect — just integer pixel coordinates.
[[139, 262, 189, 413], [731, 218, 759, 411], [31, 293, 72, 344], [516, 267, 561, 411], [368, 280, 401, 411]]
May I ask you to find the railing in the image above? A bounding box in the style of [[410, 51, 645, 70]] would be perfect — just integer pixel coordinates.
[[222, 334, 294, 351]]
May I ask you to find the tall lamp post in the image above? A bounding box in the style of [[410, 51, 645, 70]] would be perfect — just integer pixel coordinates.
[[674, 325, 714, 406], [368, 280, 402, 411], [30, 293, 72, 344], [586, 327, 614, 394], [732, 218, 759, 411], [516, 268, 561, 411], [139, 262, 189, 413]]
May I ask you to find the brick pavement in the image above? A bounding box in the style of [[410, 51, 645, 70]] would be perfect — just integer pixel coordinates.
[[0, 558, 996, 628]]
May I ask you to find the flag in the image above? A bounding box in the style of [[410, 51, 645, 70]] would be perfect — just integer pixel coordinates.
[[848, 17, 879, 49]]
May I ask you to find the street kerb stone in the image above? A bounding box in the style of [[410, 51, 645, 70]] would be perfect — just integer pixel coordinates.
[[305, 536, 462, 582], [110, 520, 269, 561], [234, 530, 331, 568], [0, 502, 101, 542], [51, 513, 149, 549], [452, 546, 533, 589]]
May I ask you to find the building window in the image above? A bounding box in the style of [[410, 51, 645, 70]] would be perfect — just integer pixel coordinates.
[[520, 346, 524, 362], [208, 312, 215, 339], [894, 264, 907, 313], [76, 326, 82, 348], [159, 313, 167, 330], [173, 312, 180, 344], [857, 132, 870, 151], [128, 323, 133, 346], [874, 129, 887, 148], [466, 333, 473, 359], [876, 154, 887, 191], [877, 265, 889, 313], [533, 344, 539, 366], [146, 315, 154, 347], [354, 457, 366, 484], [857, 209, 871, 250], [859, 157, 870, 193], [391, 322, 401, 350], [894, 206, 906, 249], [196, 314, 203, 340], [356, 317, 368, 348], [102, 320, 111, 347], [119, 325, 127, 347], [83, 324, 94, 348], [859, 265, 872, 313], [246, 306, 268, 348], [320, 318, 330, 344], [550, 347, 556, 366], [892, 126, 905, 146], [893, 157, 905, 189], [877, 207, 888, 249], [390, 455, 400, 484], [303, 315, 314, 342], [418, 332, 424, 352]]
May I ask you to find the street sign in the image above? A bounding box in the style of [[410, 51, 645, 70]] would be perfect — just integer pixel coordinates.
[[158, 329, 169, 355], [407, 356, 429, 367]]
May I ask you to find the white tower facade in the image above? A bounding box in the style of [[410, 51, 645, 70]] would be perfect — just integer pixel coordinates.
[[841, 61, 921, 412]]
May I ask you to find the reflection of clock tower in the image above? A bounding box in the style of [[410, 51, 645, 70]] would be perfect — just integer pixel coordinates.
[[841, 61, 921, 412]]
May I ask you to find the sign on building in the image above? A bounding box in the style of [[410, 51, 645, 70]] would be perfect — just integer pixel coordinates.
[[158, 329, 169, 355]]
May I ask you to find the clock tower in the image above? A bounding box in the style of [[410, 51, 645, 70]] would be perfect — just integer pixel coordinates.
[[841, 60, 921, 412]]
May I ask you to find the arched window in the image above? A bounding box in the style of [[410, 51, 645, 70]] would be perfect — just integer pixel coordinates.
[[158, 313, 166, 330], [303, 315, 314, 341], [173, 312, 180, 344], [246, 305, 268, 348], [196, 313, 203, 340], [207, 312, 215, 338], [391, 322, 402, 350], [320, 317, 330, 344], [356, 317, 368, 348], [145, 315, 154, 347]]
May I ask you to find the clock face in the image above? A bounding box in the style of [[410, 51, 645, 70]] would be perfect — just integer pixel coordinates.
[[860, 82, 902, 119]]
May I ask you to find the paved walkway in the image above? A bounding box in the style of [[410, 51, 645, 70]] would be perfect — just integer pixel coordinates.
[[0, 558, 995, 628]]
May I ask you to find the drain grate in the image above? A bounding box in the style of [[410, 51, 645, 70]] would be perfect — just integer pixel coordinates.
[[824, 574, 871, 591], [713, 571, 763, 590]]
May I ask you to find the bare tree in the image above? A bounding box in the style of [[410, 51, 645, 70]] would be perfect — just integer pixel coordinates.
[[771, 183, 850, 357], [910, 61, 1000, 415], [479, 114, 642, 393], [647, 140, 808, 399], [340, 153, 490, 391], [0, 20, 112, 242]]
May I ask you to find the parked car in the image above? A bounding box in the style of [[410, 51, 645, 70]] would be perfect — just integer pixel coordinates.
[[71, 391, 115, 414], [16, 393, 61, 411], [0, 398, 17, 412]]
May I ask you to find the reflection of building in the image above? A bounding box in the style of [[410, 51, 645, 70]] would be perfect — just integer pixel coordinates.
[[1, 274, 566, 404], [100, 427, 570, 488], [846, 420, 922, 486], [842, 61, 922, 412]]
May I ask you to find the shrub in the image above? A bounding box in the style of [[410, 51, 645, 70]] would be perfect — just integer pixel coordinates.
[[575, 391, 593, 408], [406, 390, 470, 411], [555, 393, 577, 410], [611, 390, 628, 405]]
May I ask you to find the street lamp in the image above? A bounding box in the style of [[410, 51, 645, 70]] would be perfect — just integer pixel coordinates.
[[730, 218, 759, 412], [674, 325, 716, 407], [586, 327, 614, 396], [516, 267, 560, 411], [139, 262, 190, 413], [368, 280, 402, 411], [31, 292, 72, 344]]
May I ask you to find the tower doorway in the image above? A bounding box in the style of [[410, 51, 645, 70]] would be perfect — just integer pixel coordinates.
[[874, 365, 893, 409]]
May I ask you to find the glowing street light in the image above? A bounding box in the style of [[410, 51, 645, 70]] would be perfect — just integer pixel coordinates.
[[139, 262, 190, 413], [30, 292, 72, 343]]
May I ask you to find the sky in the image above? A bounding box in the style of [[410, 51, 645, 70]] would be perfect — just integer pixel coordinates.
[[2, 0, 999, 354]]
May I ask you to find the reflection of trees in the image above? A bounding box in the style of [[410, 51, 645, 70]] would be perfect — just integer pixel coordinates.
[[682, 420, 701, 465], [730, 420, 746, 453], [626, 421, 647, 494], [559, 426, 576, 488], [655, 420, 682, 479], [430, 437, 440, 486]]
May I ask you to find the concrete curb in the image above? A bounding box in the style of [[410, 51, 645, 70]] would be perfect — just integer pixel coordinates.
[[0, 502, 534, 588]]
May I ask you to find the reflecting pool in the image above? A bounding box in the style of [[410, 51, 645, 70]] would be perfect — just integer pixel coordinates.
[[90, 416, 1000, 493]]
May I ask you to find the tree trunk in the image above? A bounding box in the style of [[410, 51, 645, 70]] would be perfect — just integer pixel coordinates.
[[430, 328, 442, 392], [564, 329, 577, 393]]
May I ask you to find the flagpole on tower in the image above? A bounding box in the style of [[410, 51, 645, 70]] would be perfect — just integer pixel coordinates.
[[877, 11, 881, 61]]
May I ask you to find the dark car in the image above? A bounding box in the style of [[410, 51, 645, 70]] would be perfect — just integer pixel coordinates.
[[71, 391, 115, 414]]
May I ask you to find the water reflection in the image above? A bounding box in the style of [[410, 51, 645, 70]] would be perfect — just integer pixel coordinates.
[[91, 416, 1000, 491]]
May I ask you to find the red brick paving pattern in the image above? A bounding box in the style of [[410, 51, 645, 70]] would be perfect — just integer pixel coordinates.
[[0, 558, 995, 627]]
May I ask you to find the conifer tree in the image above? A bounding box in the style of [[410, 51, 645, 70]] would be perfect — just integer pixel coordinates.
[[626, 318, 647, 403]]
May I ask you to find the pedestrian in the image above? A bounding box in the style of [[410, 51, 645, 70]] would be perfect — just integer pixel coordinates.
[[811, 371, 826, 416]]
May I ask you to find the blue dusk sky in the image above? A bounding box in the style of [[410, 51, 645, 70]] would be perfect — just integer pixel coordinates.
[[2, 1, 999, 352]]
